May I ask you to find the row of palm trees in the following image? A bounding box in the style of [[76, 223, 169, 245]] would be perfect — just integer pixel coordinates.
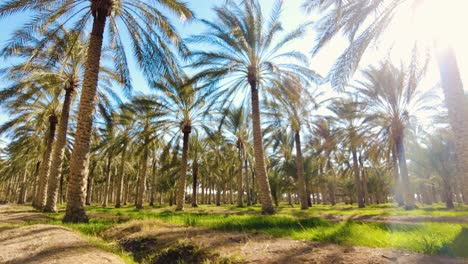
[[0, 0, 466, 224]]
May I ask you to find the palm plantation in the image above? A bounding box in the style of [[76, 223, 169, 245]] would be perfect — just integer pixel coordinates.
[[0, 0, 467, 263]]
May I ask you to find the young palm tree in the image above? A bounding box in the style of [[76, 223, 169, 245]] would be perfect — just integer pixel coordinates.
[[189, 0, 320, 214], [304, 0, 468, 203], [0, 0, 194, 222], [354, 61, 435, 209]]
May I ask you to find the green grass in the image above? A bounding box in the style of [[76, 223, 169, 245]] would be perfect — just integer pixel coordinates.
[[6, 203, 468, 260], [82, 203, 468, 257]]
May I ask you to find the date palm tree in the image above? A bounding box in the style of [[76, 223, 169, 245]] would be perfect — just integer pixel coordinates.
[[119, 96, 166, 209], [304, 0, 468, 203], [265, 77, 321, 209], [0, 85, 61, 209], [189, 0, 320, 214], [156, 76, 216, 211], [220, 106, 250, 207], [354, 61, 435, 208], [329, 97, 369, 208], [0, 0, 194, 222]]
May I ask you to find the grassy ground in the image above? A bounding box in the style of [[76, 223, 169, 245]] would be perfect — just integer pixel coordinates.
[[36, 202, 468, 258]]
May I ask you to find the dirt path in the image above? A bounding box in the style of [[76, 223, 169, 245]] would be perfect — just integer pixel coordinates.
[[0, 205, 124, 264], [104, 219, 467, 264]]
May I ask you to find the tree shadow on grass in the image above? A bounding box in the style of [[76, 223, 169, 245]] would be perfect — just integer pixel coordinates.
[[439, 227, 468, 257]]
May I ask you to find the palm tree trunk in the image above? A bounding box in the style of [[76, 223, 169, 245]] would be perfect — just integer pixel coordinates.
[[216, 183, 221, 206], [237, 143, 243, 207], [176, 126, 191, 211], [44, 85, 75, 212], [249, 70, 274, 214], [136, 144, 149, 209], [103, 153, 113, 207], [116, 145, 127, 208], [17, 169, 28, 204], [294, 131, 308, 210], [359, 156, 370, 205], [31, 161, 41, 203], [327, 157, 336, 205], [85, 163, 96, 206], [245, 158, 251, 206], [192, 161, 198, 207], [392, 145, 404, 206], [63, 4, 111, 223], [396, 137, 415, 209], [149, 155, 157, 206], [352, 148, 365, 208], [34, 114, 58, 210], [436, 44, 468, 204]]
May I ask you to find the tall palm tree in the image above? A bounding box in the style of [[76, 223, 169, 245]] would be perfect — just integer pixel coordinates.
[[354, 61, 435, 208], [189, 0, 320, 214], [156, 75, 215, 211], [0, 0, 194, 222], [119, 96, 166, 209], [0, 85, 62, 209], [304, 0, 468, 203], [265, 77, 321, 209], [329, 97, 368, 208], [313, 119, 338, 205]]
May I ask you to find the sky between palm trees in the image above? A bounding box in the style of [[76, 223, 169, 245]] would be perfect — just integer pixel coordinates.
[[0, 0, 467, 135]]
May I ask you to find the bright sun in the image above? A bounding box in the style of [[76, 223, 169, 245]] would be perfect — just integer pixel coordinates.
[[379, 0, 468, 88], [412, 0, 468, 45]]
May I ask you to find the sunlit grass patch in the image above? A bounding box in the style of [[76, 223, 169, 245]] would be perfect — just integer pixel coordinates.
[[84, 205, 468, 257]]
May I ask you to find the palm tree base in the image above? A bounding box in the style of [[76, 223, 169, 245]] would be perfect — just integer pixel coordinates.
[[62, 209, 89, 223], [261, 206, 275, 215], [42, 206, 57, 213], [404, 204, 417, 210]]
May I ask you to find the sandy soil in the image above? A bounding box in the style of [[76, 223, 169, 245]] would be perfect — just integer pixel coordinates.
[[104, 219, 468, 264], [0, 205, 124, 264]]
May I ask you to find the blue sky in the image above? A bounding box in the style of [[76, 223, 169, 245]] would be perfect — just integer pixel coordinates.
[[1, 0, 468, 140]]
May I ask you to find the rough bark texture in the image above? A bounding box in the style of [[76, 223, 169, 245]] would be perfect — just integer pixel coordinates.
[[176, 126, 191, 211], [149, 155, 157, 206], [392, 145, 404, 206], [249, 67, 274, 214], [44, 86, 74, 212], [436, 44, 468, 204], [244, 158, 251, 206], [85, 163, 95, 206], [136, 145, 149, 209], [63, 4, 109, 223], [295, 132, 308, 210], [116, 145, 127, 208], [237, 142, 243, 207], [17, 170, 28, 204], [192, 161, 198, 207], [103, 154, 112, 207], [352, 149, 365, 208], [326, 157, 336, 205], [396, 137, 415, 209], [34, 114, 58, 210]]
